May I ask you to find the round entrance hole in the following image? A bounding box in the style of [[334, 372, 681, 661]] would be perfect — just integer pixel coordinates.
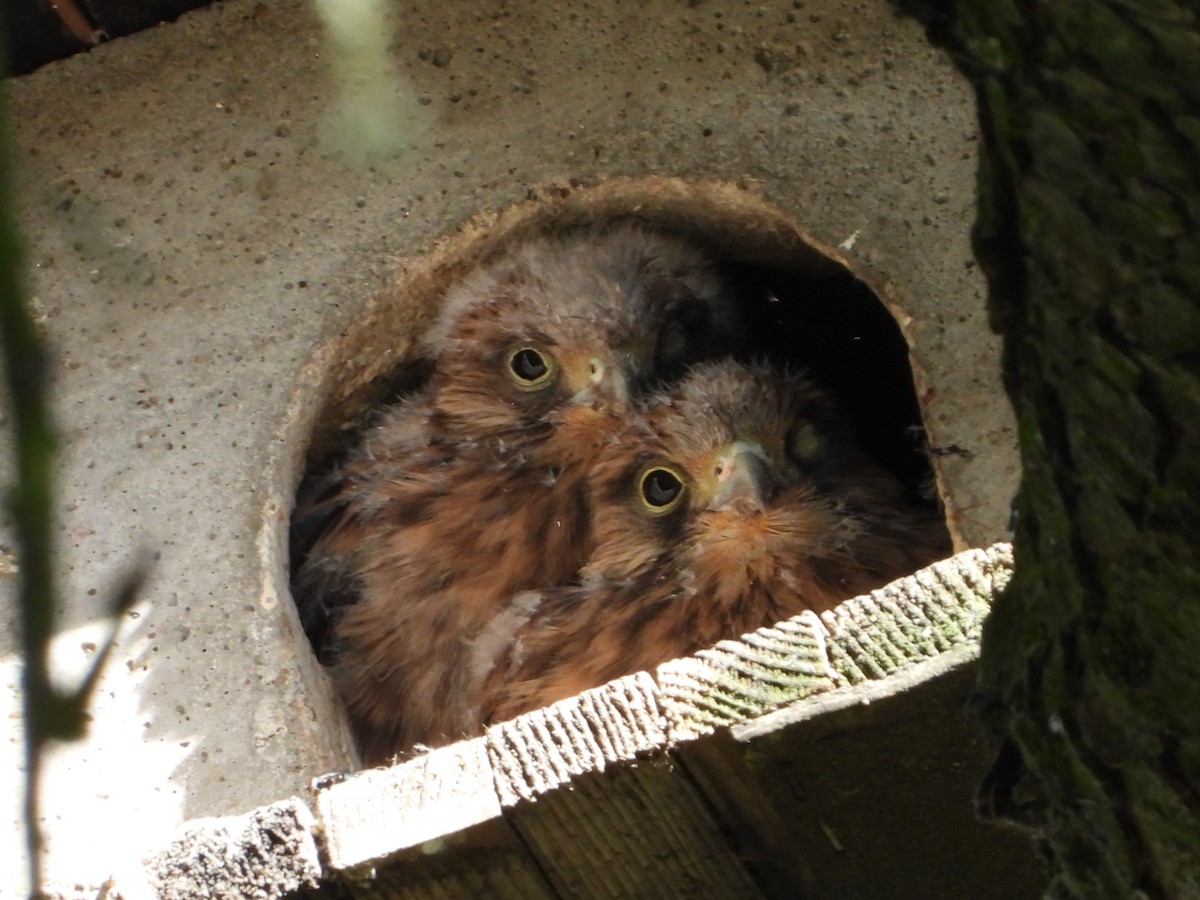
[[286, 177, 955, 761]]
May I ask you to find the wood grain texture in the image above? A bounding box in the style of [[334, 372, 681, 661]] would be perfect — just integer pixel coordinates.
[[486, 672, 665, 807], [485, 673, 768, 898], [315, 737, 500, 870], [822, 543, 1010, 684], [501, 763, 765, 900], [329, 831, 557, 900], [658, 544, 1011, 742], [657, 612, 837, 743]]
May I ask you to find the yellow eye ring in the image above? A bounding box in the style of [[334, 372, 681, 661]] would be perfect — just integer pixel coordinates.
[[506, 346, 556, 389], [637, 465, 687, 515]]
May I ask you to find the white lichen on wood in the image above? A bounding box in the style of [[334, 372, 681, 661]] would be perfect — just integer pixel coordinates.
[[486, 671, 665, 807], [658, 544, 1012, 741], [824, 544, 1010, 684]]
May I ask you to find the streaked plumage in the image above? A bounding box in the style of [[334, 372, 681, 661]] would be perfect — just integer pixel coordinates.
[[475, 359, 951, 725], [290, 225, 742, 761]]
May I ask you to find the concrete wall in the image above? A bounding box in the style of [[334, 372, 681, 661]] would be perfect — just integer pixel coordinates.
[[0, 0, 1017, 893]]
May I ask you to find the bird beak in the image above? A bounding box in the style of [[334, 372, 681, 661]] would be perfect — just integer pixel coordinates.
[[707, 441, 779, 513], [570, 351, 632, 408]]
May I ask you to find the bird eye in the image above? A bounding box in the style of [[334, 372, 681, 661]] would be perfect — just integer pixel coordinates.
[[638, 465, 686, 514], [507, 346, 555, 389], [790, 423, 822, 461]]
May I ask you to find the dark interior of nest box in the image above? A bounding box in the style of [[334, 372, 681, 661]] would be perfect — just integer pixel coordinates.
[[290, 213, 950, 659], [722, 258, 938, 508]]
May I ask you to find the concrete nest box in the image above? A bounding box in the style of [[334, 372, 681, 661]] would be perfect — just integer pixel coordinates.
[[0, 0, 1035, 896], [265, 179, 1035, 896], [287, 177, 948, 742]]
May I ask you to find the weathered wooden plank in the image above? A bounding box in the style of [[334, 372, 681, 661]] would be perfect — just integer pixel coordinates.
[[733, 643, 979, 743], [326, 824, 557, 900], [485, 672, 665, 807], [502, 762, 766, 900], [656, 612, 837, 743], [822, 543, 1010, 685], [675, 732, 816, 899], [314, 737, 501, 871], [485, 672, 765, 898], [724, 658, 1048, 899], [134, 545, 1022, 898], [657, 544, 1012, 743]]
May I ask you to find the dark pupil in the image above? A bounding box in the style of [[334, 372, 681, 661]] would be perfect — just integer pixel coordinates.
[[511, 348, 548, 381], [642, 468, 682, 507]]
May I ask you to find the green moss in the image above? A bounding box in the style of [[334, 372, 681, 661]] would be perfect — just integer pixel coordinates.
[[895, 0, 1200, 893]]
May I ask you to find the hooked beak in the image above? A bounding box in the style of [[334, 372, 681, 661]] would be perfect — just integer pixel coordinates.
[[708, 441, 780, 513], [570, 351, 632, 408]]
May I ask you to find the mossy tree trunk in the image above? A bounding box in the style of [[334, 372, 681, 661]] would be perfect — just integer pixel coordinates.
[[898, 1, 1200, 896]]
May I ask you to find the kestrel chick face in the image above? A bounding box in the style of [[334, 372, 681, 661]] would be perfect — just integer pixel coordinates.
[[583, 359, 930, 590], [423, 224, 744, 445], [477, 359, 950, 723]]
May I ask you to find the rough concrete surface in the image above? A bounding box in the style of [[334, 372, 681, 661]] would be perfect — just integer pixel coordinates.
[[0, 0, 1018, 894], [143, 797, 321, 899]]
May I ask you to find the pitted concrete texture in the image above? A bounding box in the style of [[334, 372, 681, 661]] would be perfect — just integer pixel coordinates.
[[0, 0, 1018, 893]]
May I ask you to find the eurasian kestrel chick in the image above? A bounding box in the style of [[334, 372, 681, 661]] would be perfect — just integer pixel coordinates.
[[474, 359, 951, 725], [291, 224, 742, 761]]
